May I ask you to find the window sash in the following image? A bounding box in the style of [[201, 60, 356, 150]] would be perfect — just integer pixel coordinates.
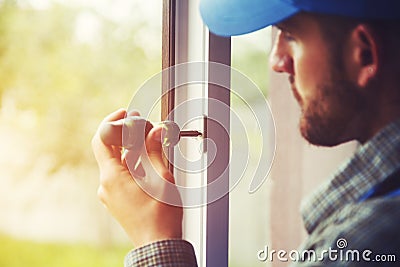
[[162, 1, 231, 266]]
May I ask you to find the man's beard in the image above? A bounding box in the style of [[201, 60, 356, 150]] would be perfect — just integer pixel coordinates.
[[298, 77, 366, 147]]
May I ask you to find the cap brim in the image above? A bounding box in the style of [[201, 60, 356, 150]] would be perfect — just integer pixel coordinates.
[[200, 0, 300, 37]]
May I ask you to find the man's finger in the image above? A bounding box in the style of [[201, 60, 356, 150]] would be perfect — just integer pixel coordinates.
[[145, 126, 175, 183], [92, 108, 127, 164], [102, 108, 127, 123], [123, 148, 144, 178], [127, 110, 140, 117]]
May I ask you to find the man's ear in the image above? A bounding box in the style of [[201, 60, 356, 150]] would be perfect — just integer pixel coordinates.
[[349, 24, 380, 87]]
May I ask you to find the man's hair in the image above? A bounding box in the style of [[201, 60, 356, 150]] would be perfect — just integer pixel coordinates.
[[309, 12, 400, 46], [309, 12, 400, 70]]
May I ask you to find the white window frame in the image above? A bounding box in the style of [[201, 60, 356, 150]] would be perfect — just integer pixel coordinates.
[[162, 1, 231, 266]]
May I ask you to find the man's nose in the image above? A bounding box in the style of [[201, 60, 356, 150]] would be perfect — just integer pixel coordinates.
[[269, 32, 294, 75], [270, 53, 294, 74]]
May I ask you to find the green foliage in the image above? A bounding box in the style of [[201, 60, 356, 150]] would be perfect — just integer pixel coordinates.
[[231, 35, 270, 107], [232, 49, 270, 98], [0, 234, 131, 267], [0, 2, 160, 171]]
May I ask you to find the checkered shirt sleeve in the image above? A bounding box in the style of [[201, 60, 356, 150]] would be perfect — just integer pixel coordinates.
[[124, 239, 198, 267]]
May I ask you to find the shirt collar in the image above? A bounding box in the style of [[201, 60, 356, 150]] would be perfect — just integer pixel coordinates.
[[301, 119, 400, 234]]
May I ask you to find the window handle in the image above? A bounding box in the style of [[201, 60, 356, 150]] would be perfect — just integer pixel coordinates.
[[100, 117, 203, 149]]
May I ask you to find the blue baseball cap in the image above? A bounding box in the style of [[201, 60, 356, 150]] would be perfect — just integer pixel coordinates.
[[200, 0, 400, 36]]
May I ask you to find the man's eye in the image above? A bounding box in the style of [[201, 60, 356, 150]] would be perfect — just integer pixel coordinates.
[[283, 32, 295, 42]]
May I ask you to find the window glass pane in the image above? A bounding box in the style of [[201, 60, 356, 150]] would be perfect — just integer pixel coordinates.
[[230, 27, 273, 267], [0, 0, 161, 264]]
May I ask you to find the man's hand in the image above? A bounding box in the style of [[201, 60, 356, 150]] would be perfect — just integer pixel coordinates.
[[91, 109, 183, 247]]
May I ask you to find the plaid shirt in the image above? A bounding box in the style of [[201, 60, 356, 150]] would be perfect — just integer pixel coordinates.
[[125, 120, 400, 266], [124, 239, 197, 267], [292, 120, 400, 266]]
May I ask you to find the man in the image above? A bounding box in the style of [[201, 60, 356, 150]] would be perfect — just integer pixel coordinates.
[[92, 0, 400, 266]]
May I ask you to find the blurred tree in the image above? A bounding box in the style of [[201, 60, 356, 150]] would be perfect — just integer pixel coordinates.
[[0, 2, 160, 172]]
